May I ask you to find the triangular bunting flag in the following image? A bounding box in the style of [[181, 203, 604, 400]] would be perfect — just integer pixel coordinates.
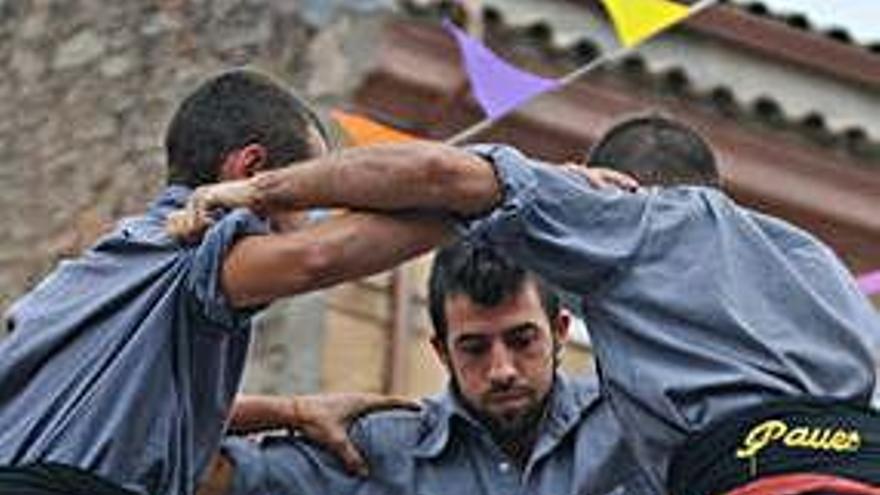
[[600, 0, 691, 48], [443, 20, 561, 120], [858, 270, 880, 296], [331, 110, 417, 146]]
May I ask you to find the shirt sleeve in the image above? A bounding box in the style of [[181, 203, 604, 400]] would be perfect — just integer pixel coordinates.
[[461, 145, 878, 489], [222, 435, 362, 495], [461, 144, 653, 294], [221, 437, 270, 495], [186, 208, 269, 329]]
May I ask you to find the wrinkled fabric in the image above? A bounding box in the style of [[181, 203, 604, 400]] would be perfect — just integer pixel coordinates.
[[0, 186, 268, 495], [223, 375, 655, 495], [463, 144, 879, 491]]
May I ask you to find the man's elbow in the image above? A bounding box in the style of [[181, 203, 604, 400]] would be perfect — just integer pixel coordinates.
[[294, 242, 339, 291], [419, 145, 500, 216]]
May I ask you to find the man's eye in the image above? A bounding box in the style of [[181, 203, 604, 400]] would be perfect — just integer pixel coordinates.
[[505, 327, 537, 350], [458, 340, 490, 356]]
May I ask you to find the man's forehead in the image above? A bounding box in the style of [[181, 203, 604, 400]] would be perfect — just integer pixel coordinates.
[[445, 280, 543, 313], [444, 285, 547, 338]]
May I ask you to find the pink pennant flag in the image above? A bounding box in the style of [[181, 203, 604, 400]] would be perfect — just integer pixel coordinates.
[[444, 19, 561, 120], [858, 270, 880, 296]]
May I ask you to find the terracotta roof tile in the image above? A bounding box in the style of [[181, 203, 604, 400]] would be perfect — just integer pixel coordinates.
[[399, 0, 880, 162]]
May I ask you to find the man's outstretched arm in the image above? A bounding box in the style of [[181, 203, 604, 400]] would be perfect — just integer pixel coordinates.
[[197, 393, 418, 495], [221, 211, 453, 307], [253, 142, 501, 216], [170, 142, 637, 308], [167, 142, 502, 240], [229, 393, 419, 476]]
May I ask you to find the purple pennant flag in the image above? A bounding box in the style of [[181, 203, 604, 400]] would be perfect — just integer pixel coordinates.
[[444, 19, 561, 120], [858, 270, 880, 296]]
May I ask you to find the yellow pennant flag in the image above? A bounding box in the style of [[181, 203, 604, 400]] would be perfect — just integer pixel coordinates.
[[331, 110, 417, 147], [600, 0, 691, 48]]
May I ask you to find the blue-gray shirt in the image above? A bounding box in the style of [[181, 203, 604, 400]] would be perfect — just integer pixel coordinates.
[[0, 186, 266, 495], [464, 145, 879, 491], [223, 374, 655, 495], [222, 145, 877, 495]]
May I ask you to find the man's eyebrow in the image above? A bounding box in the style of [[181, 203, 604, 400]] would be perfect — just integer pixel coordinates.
[[453, 323, 539, 343], [454, 332, 488, 344], [504, 322, 539, 335]]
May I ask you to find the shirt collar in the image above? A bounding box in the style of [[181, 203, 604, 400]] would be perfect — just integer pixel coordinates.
[[412, 373, 601, 459], [150, 185, 193, 213]]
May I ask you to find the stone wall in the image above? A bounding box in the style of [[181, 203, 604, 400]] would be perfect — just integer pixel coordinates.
[[0, 0, 399, 395], [0, 0, 393, 314], [0, 0, 594, 398]]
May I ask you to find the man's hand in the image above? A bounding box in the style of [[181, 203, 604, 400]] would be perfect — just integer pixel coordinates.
[[560, 163, 640, 192], [291, 393, 420, 476], [166, 178, 258, 242], [231, 393, 420, 476]]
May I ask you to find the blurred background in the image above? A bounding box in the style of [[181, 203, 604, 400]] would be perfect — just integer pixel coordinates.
[[0, 0, 877, 398]]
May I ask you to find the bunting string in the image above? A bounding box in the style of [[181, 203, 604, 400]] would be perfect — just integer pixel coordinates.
[[332, 0, 878, 299], [446, 0, 719, 145]]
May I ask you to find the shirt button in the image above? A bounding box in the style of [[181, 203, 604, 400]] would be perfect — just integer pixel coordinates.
[[498, 462, 511, 473]]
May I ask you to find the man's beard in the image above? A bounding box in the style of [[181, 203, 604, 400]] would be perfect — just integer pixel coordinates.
[[451, 374, 554, 442], [481, 393, 549, 442], [449, 341, 561, 443]]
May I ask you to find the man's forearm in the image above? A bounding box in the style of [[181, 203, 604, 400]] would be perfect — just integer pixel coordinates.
[[222, 211, 454, 307], [227, 395, 295, 435], [251, 141, 501, 217]]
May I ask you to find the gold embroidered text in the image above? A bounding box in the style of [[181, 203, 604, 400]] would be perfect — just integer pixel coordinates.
[[735, 419, 860, 459]]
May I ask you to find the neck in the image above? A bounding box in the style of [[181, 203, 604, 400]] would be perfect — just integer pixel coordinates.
[[494, 415, 544, 467], [454, 386, 552, 469], [495, 395, 551, 467]]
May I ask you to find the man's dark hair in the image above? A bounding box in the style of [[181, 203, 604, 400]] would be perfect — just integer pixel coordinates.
[[588, 115, 720, 187], [164, 69, 329, 187], [428, 240, 560, 342]]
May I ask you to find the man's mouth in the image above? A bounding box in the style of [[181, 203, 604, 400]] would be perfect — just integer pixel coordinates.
[[487, 388, 531, 405]]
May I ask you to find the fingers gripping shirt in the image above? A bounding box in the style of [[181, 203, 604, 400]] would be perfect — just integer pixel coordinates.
[[460, 145, 879, 490], [220, 375, 657, 495], [0, 186, 268, 495]]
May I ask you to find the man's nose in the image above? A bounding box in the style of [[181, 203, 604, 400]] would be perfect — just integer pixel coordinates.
[[487, 342, 517, 384]]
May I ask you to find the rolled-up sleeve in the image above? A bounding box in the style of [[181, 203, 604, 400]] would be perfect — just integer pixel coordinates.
[[186, 208, 269, 329], [461, 144, 653, 293], [222, 435, 362, 495]]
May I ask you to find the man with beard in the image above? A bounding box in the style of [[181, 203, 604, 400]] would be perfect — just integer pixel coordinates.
[[179, 115, 878, 495], [197, 240, 650, 495]]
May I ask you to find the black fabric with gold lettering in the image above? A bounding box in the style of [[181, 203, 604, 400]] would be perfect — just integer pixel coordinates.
[[667, 399, 880, 495], [0, 463, 140, 495]]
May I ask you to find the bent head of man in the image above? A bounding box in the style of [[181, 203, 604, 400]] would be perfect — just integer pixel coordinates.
[[428, 241, 569, 439], [589, 114, 720, 188], [164, 69, 330, 228]]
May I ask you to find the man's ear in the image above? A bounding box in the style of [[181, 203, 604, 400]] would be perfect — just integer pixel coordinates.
[[220, 144, 268, 181], [553, 308, 571, 346], [430, 336, 451, 369]]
